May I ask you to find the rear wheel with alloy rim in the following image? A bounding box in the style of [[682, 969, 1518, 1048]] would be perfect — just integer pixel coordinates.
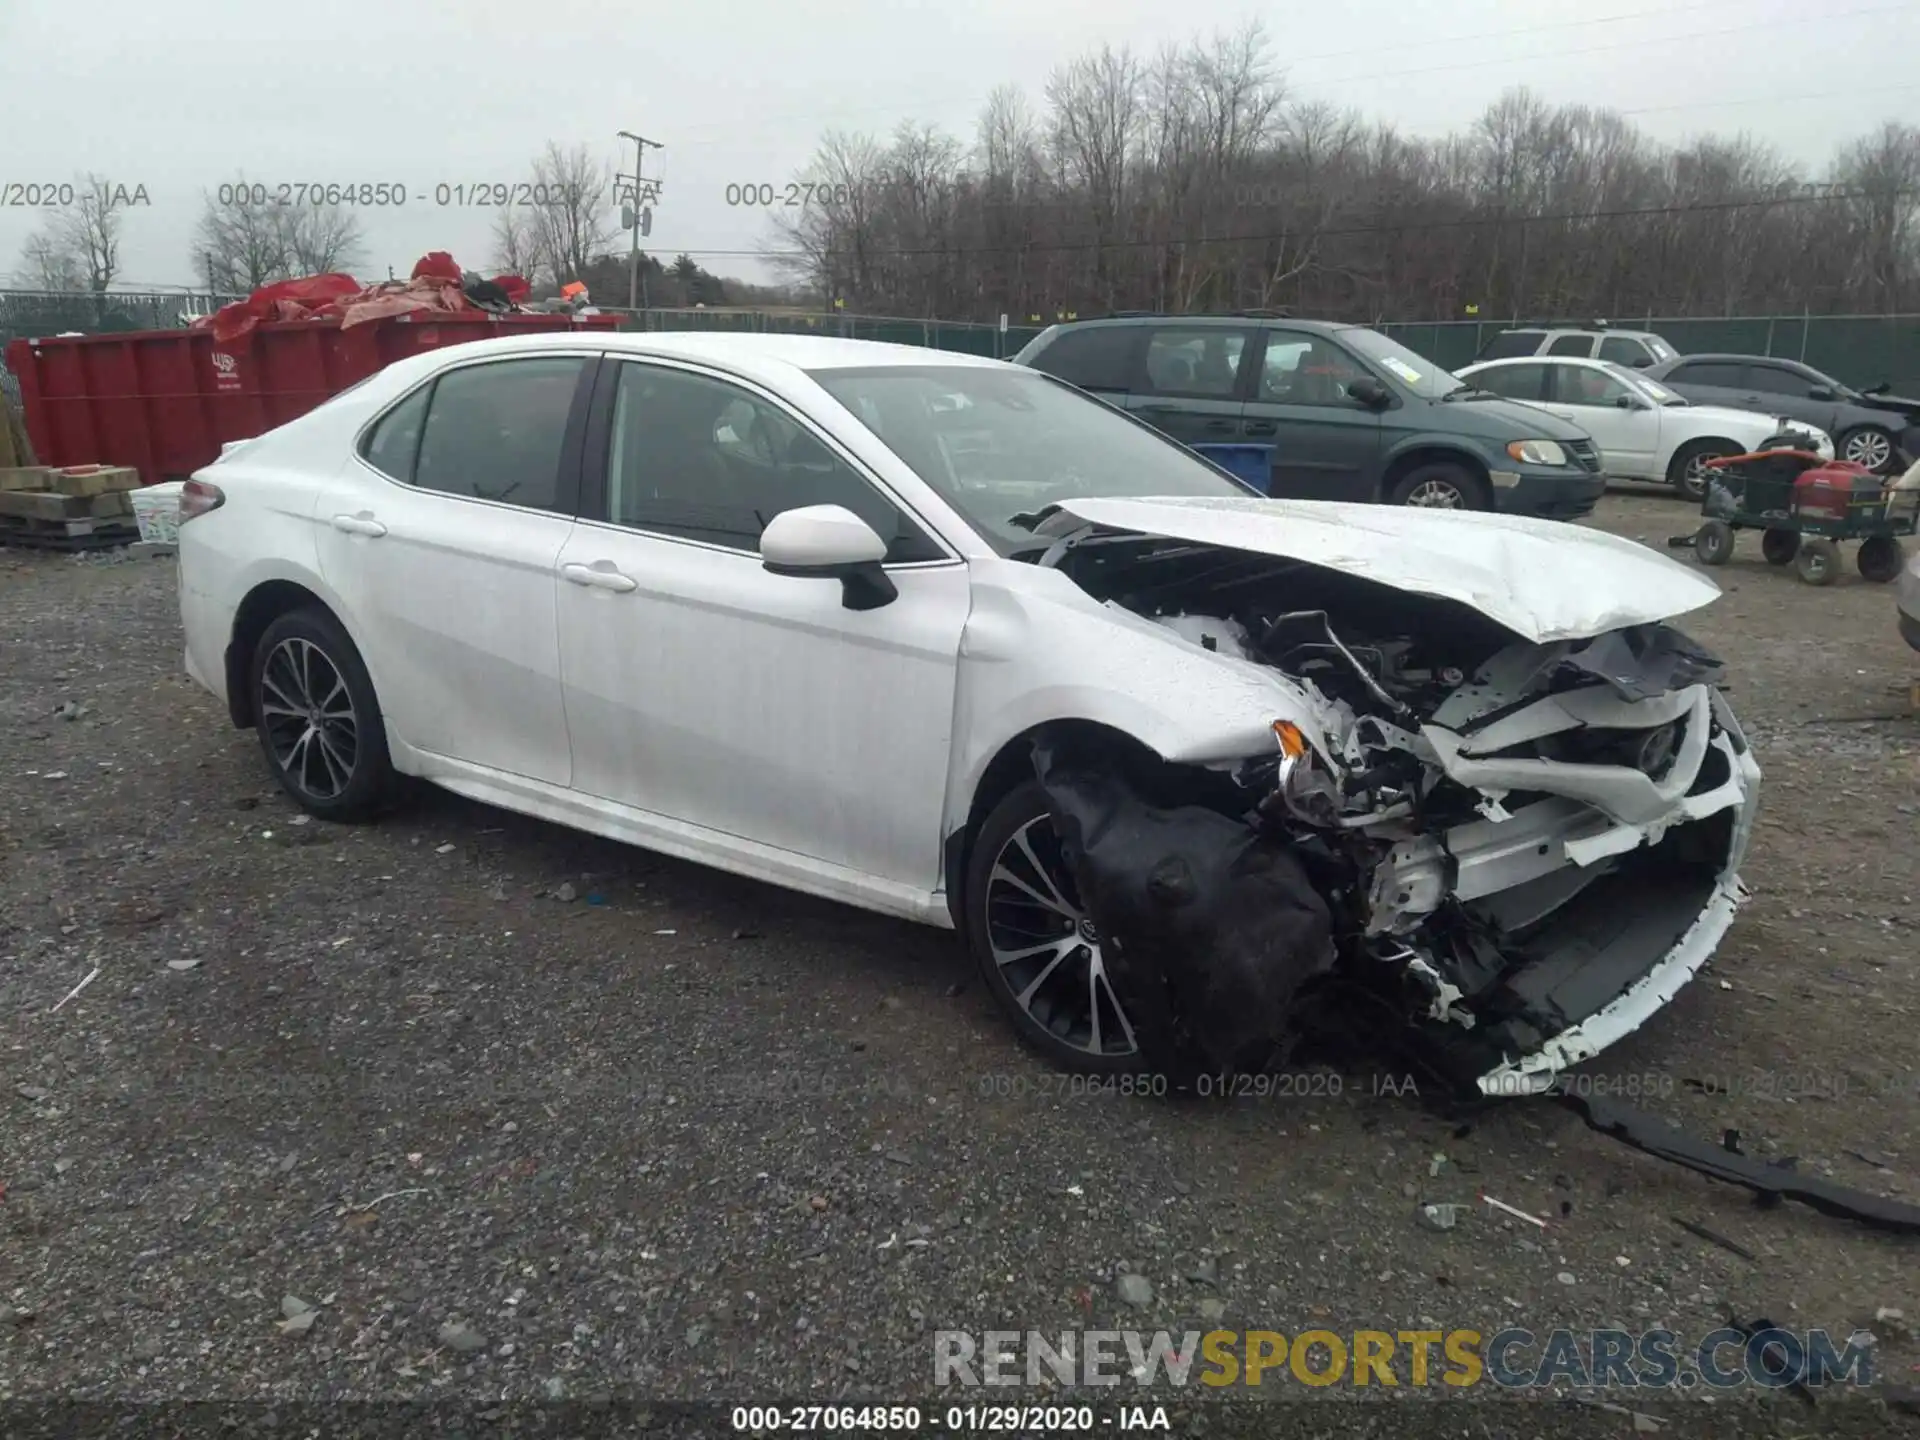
[[965, 782, 1142, 1074], [250, 608, 397, 821]]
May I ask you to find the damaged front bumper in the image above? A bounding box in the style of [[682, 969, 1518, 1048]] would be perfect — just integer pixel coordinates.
[[1371, 665, 1762, 1098]]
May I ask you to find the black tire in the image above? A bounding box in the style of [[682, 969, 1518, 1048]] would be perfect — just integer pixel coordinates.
[[1858, 534, 1907, 584], [1693, 519, 1735, 566], [1385, 462, 1488, 511], [1795, 537, 1841, 587], [964, 781, 1142, 1076], [249, 607, 397, 822], [1760, 527, 1800, 566], [1838, 425, 1898, 475], [1668, 439, 1737, 501]]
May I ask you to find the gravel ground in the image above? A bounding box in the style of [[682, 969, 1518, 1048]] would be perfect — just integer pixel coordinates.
[[1, 491, 1917, 1432]]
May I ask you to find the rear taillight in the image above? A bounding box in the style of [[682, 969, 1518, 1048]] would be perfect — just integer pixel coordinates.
[[179, 478, 225, 522]]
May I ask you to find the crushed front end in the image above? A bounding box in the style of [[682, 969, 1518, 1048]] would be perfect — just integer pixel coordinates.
[[1035, 529, 1761, 1099]]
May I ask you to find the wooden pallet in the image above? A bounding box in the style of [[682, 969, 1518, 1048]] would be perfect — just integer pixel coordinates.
[[0, 513, 140, 552]]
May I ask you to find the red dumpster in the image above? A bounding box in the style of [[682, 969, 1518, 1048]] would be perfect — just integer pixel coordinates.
[[4, 310, 622, 487]]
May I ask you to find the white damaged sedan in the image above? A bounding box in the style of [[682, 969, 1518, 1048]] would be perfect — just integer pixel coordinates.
[[176, 333, 1760, 1098]]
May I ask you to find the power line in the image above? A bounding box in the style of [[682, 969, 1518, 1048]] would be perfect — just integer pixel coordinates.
[[631, 186, 1920, 264]]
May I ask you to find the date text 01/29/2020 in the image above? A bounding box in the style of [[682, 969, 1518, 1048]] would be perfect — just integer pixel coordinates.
[[211, 181, 590, 209]]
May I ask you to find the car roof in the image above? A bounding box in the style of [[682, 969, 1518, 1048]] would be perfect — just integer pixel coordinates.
[[1042, 315, 1356, 337], [1666, 352, 1801, 366], [1467, 354, 1615, 369], [389, 329, 1012, 387]]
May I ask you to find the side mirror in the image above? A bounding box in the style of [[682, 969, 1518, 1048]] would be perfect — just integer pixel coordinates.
[[1615, 393, 1634, 408], [1347, 376, 1391, 408], [760, 504, 897, 611], [1807, 385, 1836, 402]]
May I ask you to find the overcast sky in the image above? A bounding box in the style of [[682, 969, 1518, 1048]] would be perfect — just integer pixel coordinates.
[[2, 0, 1914, 295]]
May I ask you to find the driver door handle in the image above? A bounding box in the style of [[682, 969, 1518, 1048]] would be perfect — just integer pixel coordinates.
[[330, 513, 387, 537], [562, 561, 638, 593]]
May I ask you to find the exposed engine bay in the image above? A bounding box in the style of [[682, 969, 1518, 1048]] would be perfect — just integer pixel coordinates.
[[1031, 530, 1762, 1099]]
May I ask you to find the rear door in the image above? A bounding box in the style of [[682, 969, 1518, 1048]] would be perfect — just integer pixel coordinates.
[[313, 353, 594, 785], [1659, 359, 1750, 410], [1241, 328, 1383, 500], [1124, 325, 1256, 448]]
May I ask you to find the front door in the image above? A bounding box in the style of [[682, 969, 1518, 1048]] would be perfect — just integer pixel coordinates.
[[1243, 328, 1383, 500], [313, 353, 593, 785], [1542, 363, 1657, 478], [553, 358, 971, 892]]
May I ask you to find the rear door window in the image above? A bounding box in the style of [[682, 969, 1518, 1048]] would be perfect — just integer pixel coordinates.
[[1669, 361, 1746, 389], [1136, 327, 1255, 399], [1597, 335, 1652, 366], [1472, 363, 1550, 403], [1547, 334, 1595, 357], [412, 357, 587, 513], [1477, 330, 1545, 360], [1026, 326, 1140, 392]]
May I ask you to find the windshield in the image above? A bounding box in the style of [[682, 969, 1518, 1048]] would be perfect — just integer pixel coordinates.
[[808, 365, 1254, 552], [1602, 361, 1685, 406], [1338, 329, 1464, 398]]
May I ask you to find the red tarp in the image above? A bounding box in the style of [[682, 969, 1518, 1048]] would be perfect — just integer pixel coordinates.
[[195, 255, 539, 344]]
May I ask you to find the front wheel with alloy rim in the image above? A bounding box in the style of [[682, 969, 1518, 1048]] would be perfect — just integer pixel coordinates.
[[965, 782, 1142, 1074], [1668, 439, 1736, 501], [249, 608, 397, 821], [1839, 425, 1897, 474], [1386, 462, 1486, 510]]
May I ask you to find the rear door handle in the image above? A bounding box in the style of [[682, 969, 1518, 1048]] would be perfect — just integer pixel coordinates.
[[1549, 412, 1576, 422], [1244, 419, 1277, 436], [562, 561, 638, 593], [330, 513, 387, 537], [1200, 417, 1236, 433]]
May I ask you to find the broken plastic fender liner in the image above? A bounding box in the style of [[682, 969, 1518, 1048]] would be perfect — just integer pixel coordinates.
[[1031, 738, 1336, 1079], [1560, 1092, 1920, 1234]]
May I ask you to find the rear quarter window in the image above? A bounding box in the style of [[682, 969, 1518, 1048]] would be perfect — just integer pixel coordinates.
[[1026, 326, 1138, 391], [1476, 331, 1545, 360]]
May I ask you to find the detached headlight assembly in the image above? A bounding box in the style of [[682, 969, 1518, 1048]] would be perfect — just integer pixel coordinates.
[[1506, 438, 1568, 466]]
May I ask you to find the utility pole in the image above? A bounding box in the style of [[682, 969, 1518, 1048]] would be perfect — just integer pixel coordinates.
[[616, 130, 664, 314]]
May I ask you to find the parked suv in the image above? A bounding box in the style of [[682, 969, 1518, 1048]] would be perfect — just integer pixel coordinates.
[[1642, 353, 1920, 475], [1013, 316, 1607, 517], [1474, 327, 1677, 369]]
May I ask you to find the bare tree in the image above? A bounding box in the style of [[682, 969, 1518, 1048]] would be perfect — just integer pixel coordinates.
[[15, 174, 131, 302], [748, 31, 1920, 322], [194, 180, 294, 292], [284, 204, 367, 275], [15, 232, 84, 291], [527, 143, 616, 285], [491, 204, 545, 284]]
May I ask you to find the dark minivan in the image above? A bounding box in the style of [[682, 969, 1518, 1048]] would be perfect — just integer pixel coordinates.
[[1013, 316, 1606, 517]]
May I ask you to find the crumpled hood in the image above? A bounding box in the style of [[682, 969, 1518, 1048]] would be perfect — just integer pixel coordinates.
[[1037, 495, 1722, 644]]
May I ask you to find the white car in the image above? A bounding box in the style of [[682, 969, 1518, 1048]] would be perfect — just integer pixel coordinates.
[[176, 333, 1761, 1098], [1457, 355, 1833, 499]]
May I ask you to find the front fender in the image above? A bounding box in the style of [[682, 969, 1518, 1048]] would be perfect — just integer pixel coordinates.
[[943, 566, 1337, 840]]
